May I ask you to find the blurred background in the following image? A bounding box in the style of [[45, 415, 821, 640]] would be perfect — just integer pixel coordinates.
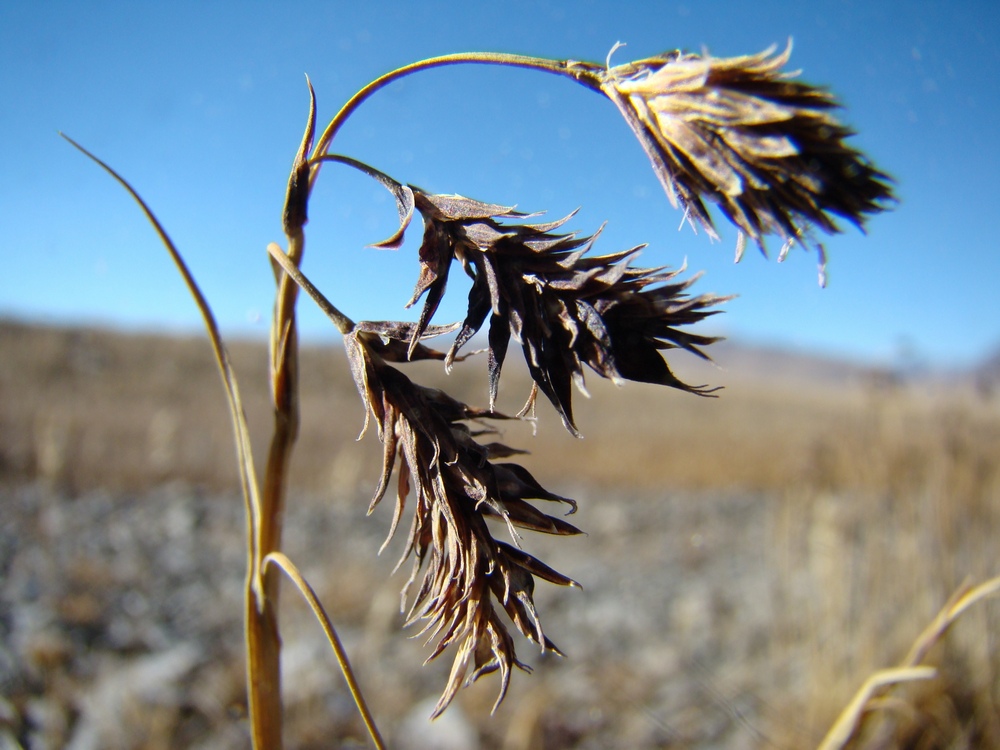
[[1, 1, 999, 748], [3, 0, 1000, 365]]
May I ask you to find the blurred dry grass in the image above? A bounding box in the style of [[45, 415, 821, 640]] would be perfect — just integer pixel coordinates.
[[1, 319, 998, 748], [10, 319, 994, 498]]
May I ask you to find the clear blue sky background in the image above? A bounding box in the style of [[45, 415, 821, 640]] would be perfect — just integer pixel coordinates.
[[2, 1, 998, 368]]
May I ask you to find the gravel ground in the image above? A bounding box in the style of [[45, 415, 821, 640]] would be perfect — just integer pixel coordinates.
[[4, 322, 996, 748], [0, 477, 808, 750]]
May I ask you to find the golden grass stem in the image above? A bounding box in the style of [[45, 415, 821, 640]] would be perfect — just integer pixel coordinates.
[[264, 552, 386, 749], [817, 667, 937, 750], [244, 85, 320, 750], [244, 600, 283, 747], [266, 243, 355, 334], [819, 575, 1000, 750], [56, 136, 265, 581], [59, 133, 284, 745], [902, 575, 1000, 668]]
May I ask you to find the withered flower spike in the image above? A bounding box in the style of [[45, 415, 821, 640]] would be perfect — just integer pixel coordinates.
[[344, 327, 579, 715], [571, 42, 894, 260], [405, 187, 730, 434]]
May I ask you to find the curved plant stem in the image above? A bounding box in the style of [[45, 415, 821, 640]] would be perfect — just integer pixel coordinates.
[[819, 575, 1000, 750], [817, 667, 937, 750], [309, 51, 593, 186], [58, 133, 264, 580], [264, 552, 386, 749], [60, 132, 280, 744]]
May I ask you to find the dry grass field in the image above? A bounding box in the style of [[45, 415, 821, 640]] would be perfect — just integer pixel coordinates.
[[1, 319, 998, 749]]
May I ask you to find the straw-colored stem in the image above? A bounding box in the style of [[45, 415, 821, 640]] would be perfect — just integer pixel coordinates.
[[59, 131, 287, 746], [245, 85, 316, 750], [309, 52, 583, 185], [245, 596, 283, 747], [245, 231, 303, 749], [266, 242, 355, 335], [265, 552, 386, 749]]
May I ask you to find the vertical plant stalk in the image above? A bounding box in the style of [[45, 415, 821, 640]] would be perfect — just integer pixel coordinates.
[[244, 81, 317, 750]]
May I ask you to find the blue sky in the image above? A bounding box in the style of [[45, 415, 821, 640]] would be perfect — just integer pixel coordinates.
[[2, 1, 998, 368]]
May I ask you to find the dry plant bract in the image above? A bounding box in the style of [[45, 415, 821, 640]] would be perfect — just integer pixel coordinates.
[[66, 40, 894, 748], [571, 42, 894, 280]]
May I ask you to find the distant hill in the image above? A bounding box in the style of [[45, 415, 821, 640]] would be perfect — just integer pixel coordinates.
[[2, 318, 995, 494]]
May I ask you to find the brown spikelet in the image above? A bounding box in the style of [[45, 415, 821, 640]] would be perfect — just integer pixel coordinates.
[[344, 325, 581, 717], [407, 189, 731, 434], [571, 42, 895, 259]]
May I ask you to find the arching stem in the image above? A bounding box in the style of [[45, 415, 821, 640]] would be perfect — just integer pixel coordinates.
[[309, 51, 598, 187]]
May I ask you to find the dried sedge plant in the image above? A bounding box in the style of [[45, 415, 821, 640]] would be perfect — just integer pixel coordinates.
[[347, 322, 581, 717], [575, 42, 894, 277], [818, 576, 1000, 750], [69, 40, 894, 749]]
